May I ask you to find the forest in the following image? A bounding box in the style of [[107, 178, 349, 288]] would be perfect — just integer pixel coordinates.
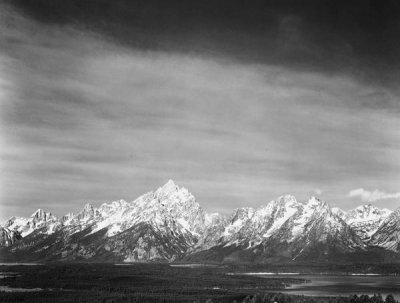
[[0, 263, 399, 303]]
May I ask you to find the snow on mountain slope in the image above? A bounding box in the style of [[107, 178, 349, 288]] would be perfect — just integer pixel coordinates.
[[194, 212, 227, 250], [201, 196, 366, 262], [1, 181, 397, 262], [342, 205, 392, 241], [369, 208, 400, 252], [218, 195, 307, 249], [86, 180, 208, 240], [4, 209, 59, 237], [281, 197, 366, 259], [99, 180, 209, 260], [0, 180, 214, 261]]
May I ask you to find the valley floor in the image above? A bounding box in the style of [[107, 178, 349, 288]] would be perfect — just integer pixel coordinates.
[[0, 263, 399, 303]]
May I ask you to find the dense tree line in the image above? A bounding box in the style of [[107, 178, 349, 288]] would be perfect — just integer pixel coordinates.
[[0, 291, 398, 303], [0, 264, 398, 303]]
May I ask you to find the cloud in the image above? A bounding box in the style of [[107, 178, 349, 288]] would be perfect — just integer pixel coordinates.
[[348, 188, 400, 202], [1, 6, 400, 220]]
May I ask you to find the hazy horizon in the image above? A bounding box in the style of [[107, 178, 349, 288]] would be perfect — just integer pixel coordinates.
[[1, 0, 400, 221]]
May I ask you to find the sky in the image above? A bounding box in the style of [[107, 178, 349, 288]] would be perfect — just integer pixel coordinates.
[[1, 0, 400, 221]]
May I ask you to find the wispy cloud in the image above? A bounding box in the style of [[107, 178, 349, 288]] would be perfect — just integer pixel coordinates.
[[348, 188, 400, 202], [1, 5, 400, 220]]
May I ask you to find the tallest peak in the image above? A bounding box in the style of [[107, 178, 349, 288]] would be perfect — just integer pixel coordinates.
[[161, 179, 179, 192], [164, 179, 177, 186], [154, 179, 183, 198]]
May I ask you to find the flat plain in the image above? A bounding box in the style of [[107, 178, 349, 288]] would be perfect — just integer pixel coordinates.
[[1, 263, 400, 303]]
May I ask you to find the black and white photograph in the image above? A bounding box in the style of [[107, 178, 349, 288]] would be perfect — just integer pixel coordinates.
[[0, 0, 400, 302]]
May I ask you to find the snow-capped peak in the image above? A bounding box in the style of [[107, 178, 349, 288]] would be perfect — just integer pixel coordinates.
[[302, 196, 330, 214], [83, 203, 95, 212], [154, 179, 181, 198], [84, 180, 207, 240], [346, 204, 392, 223], [3, 208, 58, 238], [306, 196, 323, 205], [31, 208, 55, 221], [160, 179, 178, 191], [73, 203, 101, 224], [31, 208, 45, 218], [341, 204, 392, 241], [61, 212, 75, 224], [276, 195, 298, 205], [2, 182, 397, 262], [98, 199, 129, 217]]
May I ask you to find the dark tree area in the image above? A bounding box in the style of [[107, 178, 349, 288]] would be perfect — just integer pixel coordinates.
[[0, 291, 398, 303], [0, 264, 398, 303]]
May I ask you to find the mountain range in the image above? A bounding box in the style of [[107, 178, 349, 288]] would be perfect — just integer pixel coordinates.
[[1, 180, 399, 263]]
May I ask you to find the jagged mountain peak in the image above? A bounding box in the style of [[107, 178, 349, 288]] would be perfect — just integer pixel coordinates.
[[61, 212, 75, 224], [357, 203, 374, 210], [74, 203, 100, 222], [346, 204, 392, 221], [275, 194, 298, 205], [307, 196, 323, 204], [4, 216, 18, 227], [98, 199, 129, 216], [230, 207, 255, 223], [352, 203, 389, 214], [31, 208, 45, 218], [216, 193, 364, 259], [83, 203, 95, 211], [156, 179, 179, 195], [162, 179, 178, 190], [31, 208, 54, 220], [81, 180, 206, 242], [339, 204, 393, 242], [1, 183, 397, 262], [153, 180, 196, 210], [303, 196, 331, 213], [3, 208, 58, 238], [30, 209, 58, 225]]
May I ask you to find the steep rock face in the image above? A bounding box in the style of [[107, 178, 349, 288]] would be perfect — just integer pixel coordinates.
[[369, 208, 400, 252], [0, 227, 22, 247]]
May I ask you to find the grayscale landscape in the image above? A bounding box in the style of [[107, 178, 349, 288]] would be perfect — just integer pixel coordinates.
[[1, 0, 400, 302]]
